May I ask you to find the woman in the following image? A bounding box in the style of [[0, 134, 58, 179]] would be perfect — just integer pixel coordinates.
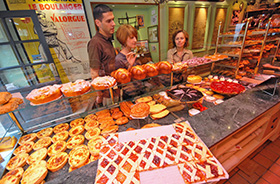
[[115, 24, 140, 70], [167, 30, 193, 64]]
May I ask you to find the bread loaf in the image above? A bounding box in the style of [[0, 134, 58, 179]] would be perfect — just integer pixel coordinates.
[[111, 68, 131, 84], [143, 63, 158, 77], [157, 61, 172, 74], [129, 65, 146, 80]]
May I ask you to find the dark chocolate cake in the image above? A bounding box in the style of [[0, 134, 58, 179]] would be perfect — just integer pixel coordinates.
[[167, 85, 203, 102]]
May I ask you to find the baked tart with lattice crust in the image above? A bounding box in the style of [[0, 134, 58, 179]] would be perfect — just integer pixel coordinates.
[[52, 131, 69, 143], [33, 137, 52, 151], [18, 133, 37, 145], [85, 128, 101, 140], [6, 153, 28, 170], [36, 128, 53, 139], [27, 148, 48, 165], [70, 118, 85, 128], [66, 135, 85, 149], [13, 141, 34, 155], [47, 140, 67, 157], [47, 152, 68, 172], [69, 125, 84, 137], [53, 123, 69, 134]]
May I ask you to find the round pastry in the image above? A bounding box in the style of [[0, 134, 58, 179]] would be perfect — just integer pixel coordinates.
[[143, 63, 159, 77], [27, 148, 48, 165], [84, 114, 97, 123], [126, 128, 135, 131], [130, 102, 150, 119], [96, 112, 111, 121], [18, 133, 37, 145], [52, 131, 69, 143], [99, 120, 115, 130], [0, 175, 20, 184], [68, 145, 90, 168], [69, 125, 85, 137], [0, 92, 12, 105], [53, 123, 69, 134], [2, 167, 24, 181], [91, 76, 116, 90], [187, 75, 202, 84], [47, 152, 68, 172], [101, 125, 119, 135], [87, 136, 105, 156], [129, 65, 146, 80], [156, 61, 172, 74], [13, 141, 34, 155], [84, 120, 99, 130], [26, 85, 62, 105], [23, 160, 47, 178], [141, 123, 161, 129], [33, 137, 52, 150], [0, 98, 24, 115], [110, 107, 120, 114], [70, 118, 85, 128], [111, 111, 123, 120], [47, 140, 67, 157], [6, 153, 28, 170], [66, 135, 85, 149], [36, 127, 53, 139], [69, 145, 88, 158], [111, 68, 131, 84], [60, 79, 91, 97], [116, 117, 129, 125], [21, 166, 48, 184], [85, 127, 101, 140]]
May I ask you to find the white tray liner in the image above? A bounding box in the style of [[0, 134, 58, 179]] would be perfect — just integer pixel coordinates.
[[118, 121, 229, 184]]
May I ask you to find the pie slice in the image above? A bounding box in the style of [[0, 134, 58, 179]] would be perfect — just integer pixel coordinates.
[[88, 136, 105, 156], [173, 122, 198, 146], [6, 153, 28, 170], [27, 148, 48, 165], [20, 166, 48, 184], [166, 144, 193, 164], [102, 134, 119, 146], [47, 140, 67, 157], [1, 167, 24, 181], [177, 162, 205, 183], [68, 145, 90, 168], [52, 131, 69, 143], [33, 137, 52, 150], [66, 135, 85, 149], [70, 118, 85, 128], [36, 127, 53, 139], [69, 125, 85, 137], [47, 152, 68, 172], [85, 127, 101, 140], [84, 119, 99, 130], [13, 141, 34, 155], [53, 123, 69, 134], [195, 157, 226, 181], [18, 133, 37, 145]]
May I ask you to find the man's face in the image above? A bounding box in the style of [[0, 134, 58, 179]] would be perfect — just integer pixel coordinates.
[[96, 12, 115, 38]]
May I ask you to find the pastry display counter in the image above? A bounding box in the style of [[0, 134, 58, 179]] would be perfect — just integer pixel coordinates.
[[40, 78, 279, 184]]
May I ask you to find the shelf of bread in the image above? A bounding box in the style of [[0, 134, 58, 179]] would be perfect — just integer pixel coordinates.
[[218, 44, 242, 48], [219, 33, 244, 37]]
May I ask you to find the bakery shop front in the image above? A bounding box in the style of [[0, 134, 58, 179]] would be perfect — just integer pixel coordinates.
[[0, 0, 280, 183]]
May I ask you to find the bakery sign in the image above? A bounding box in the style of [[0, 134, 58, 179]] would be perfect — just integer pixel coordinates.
[[5, 0, 91, 83]]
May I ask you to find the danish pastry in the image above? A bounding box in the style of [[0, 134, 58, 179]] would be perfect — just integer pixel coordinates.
[[111, 111, 123, 120], [66, 135, 85, 149], [1, 167, 24, 181], [101, 125, 119, 135], [87, 136, 105, 156], [21, 166, 48, 184], [27, 148, 48, 165], [33, 137, 52, 150], [91, 76, 116, 90], [18, 133, 37, 145], [84, 120, 99, 130], [53, 123, 69, 134], [84, 114, 97, 123], [68, 145, 90, 168], [85, 127, 101, 140], [69, 125, 84, 137], [52, 131, 69, 143], [47, 152, 68, 172], [70, 118, 85, 128], [36, 127, 53, 139], [6, 153, 28, 170], [13, 141, 34, 155], [130, 102, 150, 119], [47, 140, 67, 157]]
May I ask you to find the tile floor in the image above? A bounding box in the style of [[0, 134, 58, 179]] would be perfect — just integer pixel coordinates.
[[218, 136, 280, 184]]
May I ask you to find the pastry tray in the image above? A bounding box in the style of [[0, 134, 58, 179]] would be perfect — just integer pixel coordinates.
[[101, 121, 229, 184]]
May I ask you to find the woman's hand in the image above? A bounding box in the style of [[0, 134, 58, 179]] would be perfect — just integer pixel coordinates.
[[126, 52, 137, 67]]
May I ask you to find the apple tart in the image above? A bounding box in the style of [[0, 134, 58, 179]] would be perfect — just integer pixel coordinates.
[[68, 145, 90, 168], [6, 153, 28, 170], [69, 125, 84, 137], [66, 135, 85, 149], [33, 137, 52, 150], [84, 114, 97, 123], [47, 140, 67, 157], [85, 127, 101, 140], [18, 133, 37, 145], [52, 131, 69, 143], [70, 118, 85, 128], [27, 148, 48, 165], [1, 167, 24, 181], [88, 136, 105, 156], [84, 119, 99, 130], [13, 141, 34, 155], [53, 123, 69, 134], [36, 127, 53, 139]]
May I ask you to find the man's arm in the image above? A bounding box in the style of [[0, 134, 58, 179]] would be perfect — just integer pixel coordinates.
[[90, 68, 99, 80]]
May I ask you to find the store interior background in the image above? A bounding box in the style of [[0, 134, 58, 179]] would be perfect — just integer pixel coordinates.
[[0, 0, 248, 67]]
